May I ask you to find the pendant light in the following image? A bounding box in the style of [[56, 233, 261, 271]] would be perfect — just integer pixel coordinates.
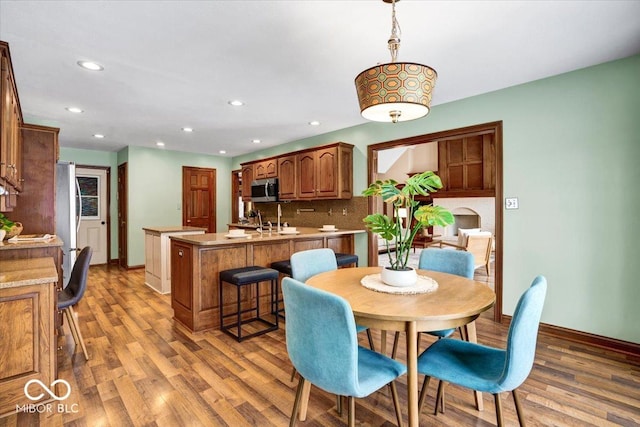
[[355, 0, 437, 123]]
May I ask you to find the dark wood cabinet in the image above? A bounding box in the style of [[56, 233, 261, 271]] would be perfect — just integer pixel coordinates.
[[296, 151, 316, 199], [254, 159, 277, 179], [9, 124, 59, 234], [296, 143, 353, 200], [240, 142, 353, 201], [1, 41, 24, 211], [241, 163, 254, 202], [277, 154, 296, 200], [438, 133, 495, 197], [0, 258, 57, 417]]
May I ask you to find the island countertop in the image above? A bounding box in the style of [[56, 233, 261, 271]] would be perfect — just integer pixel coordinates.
[[142, 226, 208, 234], [169, 227, 365, 246], [0, 257, 58, 289]]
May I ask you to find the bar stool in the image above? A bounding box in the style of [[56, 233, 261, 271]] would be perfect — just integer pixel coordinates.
[[335, 253, 358, 268], [219, 266, 279, 342], [270, 260, 291, 318]]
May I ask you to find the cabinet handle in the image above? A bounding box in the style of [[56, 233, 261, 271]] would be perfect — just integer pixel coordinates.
[[178, 250, 183, 257]]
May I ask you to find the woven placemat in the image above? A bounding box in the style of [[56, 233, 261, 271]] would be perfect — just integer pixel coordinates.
[[360, 273, 439, 295]]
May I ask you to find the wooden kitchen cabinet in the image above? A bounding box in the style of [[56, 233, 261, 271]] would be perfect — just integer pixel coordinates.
[[437, 133, 495, 197], [0, 257, 58, 417], [253, 158, 277, 180], [277, 154, 296, 200], [9, 124, 59, 235], [240, 142, 353, 201], [1, 41, 24, 210], [297, 142, 353, 200], [241, 163, 254, 201]]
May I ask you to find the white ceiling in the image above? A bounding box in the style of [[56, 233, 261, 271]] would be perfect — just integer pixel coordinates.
[[1, 1, 639, 157]]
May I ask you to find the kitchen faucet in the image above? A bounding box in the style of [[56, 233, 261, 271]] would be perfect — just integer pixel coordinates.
[[277, 203, 282, 233]]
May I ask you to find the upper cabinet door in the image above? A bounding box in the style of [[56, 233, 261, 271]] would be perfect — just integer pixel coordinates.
[[277, 155, 296, 200], [254, 159, 277, 180], [1, 50, 23, 193], [315, 146, 338, 198], [241, 164, 254, 201], [296, 152, 316, 199]]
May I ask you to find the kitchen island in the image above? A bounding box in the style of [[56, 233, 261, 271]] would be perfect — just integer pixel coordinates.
[[143, 226, 207, 294], [169, 227, 365, 332]]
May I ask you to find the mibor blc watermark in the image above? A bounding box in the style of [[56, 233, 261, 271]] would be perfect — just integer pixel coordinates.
[[16, 379, 79, 414]]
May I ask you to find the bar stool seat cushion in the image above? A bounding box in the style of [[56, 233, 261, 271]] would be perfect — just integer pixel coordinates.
[[271, 260, 292, 276], [220, 266, 279, 285], [335, 253, 358, 267]]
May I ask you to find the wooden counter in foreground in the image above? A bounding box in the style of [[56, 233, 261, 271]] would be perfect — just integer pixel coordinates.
[[169, 227, 365, 332], [0, 257, 58, 416]]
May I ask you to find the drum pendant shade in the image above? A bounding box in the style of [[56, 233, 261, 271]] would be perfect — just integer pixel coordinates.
[[355, 0, 437, 123]]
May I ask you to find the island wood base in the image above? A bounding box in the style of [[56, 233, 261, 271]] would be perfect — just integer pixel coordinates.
[[170, 231, 356, 332]]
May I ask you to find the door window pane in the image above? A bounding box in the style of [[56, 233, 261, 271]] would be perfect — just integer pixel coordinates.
[[78, 175, 100, 219]]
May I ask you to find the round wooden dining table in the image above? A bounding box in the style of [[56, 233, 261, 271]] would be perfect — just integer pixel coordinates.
[[305, 266, 496, 427]]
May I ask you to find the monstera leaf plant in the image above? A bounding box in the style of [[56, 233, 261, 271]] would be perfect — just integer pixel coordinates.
[[362, 171, 454, 283]]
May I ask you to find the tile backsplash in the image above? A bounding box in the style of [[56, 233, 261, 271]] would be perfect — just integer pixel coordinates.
[[249, 197, 368, 231]]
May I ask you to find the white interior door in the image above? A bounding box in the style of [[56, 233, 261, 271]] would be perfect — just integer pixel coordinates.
[[77, 168, 108, 265]]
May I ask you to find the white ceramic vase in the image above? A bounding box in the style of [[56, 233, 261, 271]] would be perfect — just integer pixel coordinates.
[[381, 267, 418, 287]]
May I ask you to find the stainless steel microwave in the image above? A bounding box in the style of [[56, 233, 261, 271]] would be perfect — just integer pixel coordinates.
[[251, 178, 278, 202]]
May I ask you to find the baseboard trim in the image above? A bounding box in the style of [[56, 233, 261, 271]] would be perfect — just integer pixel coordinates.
[[501, 316, 640, 358], [127, 264, 144, 270]]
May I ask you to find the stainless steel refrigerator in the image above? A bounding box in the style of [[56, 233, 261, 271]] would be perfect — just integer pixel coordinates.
[[56, 161, 82, 288]]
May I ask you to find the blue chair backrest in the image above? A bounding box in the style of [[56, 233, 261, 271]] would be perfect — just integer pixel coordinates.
[[290, 248, 337, 282], [65, 246, 93, 303], [419, 248, 474, 279], [282, 277, 360, 396], [500, 275, 547, 391]]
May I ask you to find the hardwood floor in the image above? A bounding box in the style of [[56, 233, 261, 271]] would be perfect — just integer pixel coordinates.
[[2, 264, 639, 427]]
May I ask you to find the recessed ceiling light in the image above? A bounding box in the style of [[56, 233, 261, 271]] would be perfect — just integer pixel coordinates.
[[228, 100, 244, 107], [309, 120, 321, 126], [252, 139, 261, 144], [219, 150, 227, 154], [93, 134, 105, 139], [66, 107, 83, 113], [77, 60, 104, 71], [182, 127, 193, 132], [156, 142, 165, 147]]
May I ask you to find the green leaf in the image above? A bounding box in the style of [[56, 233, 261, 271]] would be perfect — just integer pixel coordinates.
[[361, 171, 453, 270]]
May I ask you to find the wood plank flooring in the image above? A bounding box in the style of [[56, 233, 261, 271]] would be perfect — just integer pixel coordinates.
[[1, 264, 639, 427]]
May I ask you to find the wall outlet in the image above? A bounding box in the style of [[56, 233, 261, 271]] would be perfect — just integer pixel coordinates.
[[505, 197, 519, 210]]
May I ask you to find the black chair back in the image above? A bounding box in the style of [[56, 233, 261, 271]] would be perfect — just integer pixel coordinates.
[[58, 246, 93, 309]]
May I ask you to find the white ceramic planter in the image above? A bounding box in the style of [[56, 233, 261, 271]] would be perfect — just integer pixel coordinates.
[[0, 230, 6, 241], [381, 267, 418, 287]]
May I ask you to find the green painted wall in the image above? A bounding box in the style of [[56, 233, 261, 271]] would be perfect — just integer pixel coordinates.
[[60, 55, 639, 343], [234, 55, 640, 343], [125, 146, 233, 267]]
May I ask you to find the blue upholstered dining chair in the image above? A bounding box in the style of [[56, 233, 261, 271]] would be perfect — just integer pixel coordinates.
[[290, 248, 375, 351], [417, 275, 547, 427], [282, 277, 407, 427], [418, 248, 475, 337], [392, 248, 475, 357]]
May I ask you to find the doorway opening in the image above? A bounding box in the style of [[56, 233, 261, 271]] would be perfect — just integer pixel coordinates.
[[367, 121, 503, 322]]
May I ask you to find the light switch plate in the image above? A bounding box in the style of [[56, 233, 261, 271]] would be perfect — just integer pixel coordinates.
[[505, 197, 519, 210]]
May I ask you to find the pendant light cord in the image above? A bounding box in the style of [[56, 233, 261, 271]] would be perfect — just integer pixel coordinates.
[[388, 0, 402, 62]]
